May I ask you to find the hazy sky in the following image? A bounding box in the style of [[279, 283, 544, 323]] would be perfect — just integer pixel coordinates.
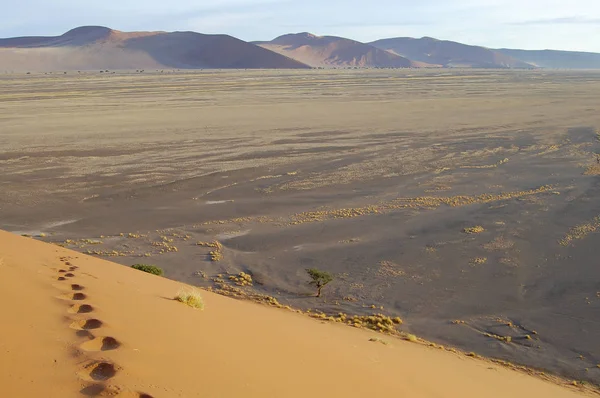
[[3, 0, 600, 51]]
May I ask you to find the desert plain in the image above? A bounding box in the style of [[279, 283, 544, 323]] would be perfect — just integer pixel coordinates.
[[2, 68, 600, 391]]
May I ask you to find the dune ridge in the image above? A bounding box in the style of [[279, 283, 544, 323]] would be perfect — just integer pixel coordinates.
[[0, 229, 594, 397]]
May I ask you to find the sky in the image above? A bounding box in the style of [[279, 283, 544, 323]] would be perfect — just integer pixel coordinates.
[[3, 0, 600, 52]]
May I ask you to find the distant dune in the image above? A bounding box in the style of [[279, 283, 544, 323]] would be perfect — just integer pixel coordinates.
[[0, 26, 310, 71], [0, 229, 593, 397], [496, 48, 600, 69], [3, 26, 600, 71], [254, 33, 429, 68], [370, 37, 533, 68]]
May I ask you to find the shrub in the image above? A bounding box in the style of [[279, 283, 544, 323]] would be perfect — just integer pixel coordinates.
[[306, 268, 333, 297], [175, 288, 204, 309], [131, 264, 164, 276]]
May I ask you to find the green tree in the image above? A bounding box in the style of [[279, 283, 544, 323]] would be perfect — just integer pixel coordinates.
[[306, 268, 333, 297]]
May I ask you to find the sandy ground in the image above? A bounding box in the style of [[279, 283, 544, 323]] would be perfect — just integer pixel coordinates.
[[0, 230, 596, 397], [2, 69, 600, 387]]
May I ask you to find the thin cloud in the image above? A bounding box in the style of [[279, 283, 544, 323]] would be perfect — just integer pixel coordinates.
[[510, 16, 600, 25]]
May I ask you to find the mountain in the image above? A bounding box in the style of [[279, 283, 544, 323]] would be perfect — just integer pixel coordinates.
[[254, 33, 429, 68], [496, 48, 600, 69], [0, 26, 310, 71], [370, 37, 533, 68]]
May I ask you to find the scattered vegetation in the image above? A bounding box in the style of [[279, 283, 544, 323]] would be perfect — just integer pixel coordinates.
[[306, 268, 334, 297], [85, 249, 135, 257], [198, 186, 553, 227], [459, 158, 509, 169], [229, 272, 253, 286], [207, 281, 286, 309], [151, 238, 178, 254], [131, 264, 164, 276], [483, 332, 512, 343], [309, 311, 403, 333], [483, 236, 515, 250], [377, 261, 405, 277], [175, 288, 204, 309], [198, 241, 223, 261], [560, 215, 600, 246], [584, 164, 600, 176]]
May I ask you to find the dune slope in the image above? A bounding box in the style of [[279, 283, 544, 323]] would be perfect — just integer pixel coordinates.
[[0, 230, 592, 397]]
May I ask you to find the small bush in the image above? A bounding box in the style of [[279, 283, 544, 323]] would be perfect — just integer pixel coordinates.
[[131, 264, 164, 276], [175, 288, 204, 309]]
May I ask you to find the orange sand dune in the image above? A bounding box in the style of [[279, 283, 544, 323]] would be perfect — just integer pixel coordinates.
[[0, 26, 310, 71], [0, 230, 592, 397]]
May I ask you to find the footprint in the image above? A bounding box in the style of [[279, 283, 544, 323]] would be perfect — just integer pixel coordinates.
[[80, 383, 110, 397], [71, 284, 84, 291], [58, 269, 67, 273], [116, 392, 155, 398], [70, 319, 103, 330], [69, 266, 78, 271], [68, 304, 93, 314], [57, 292, 87, 301], [57, 277, 67, 281], [65, 262, 72, 266], [65, 273, 75, 277], [80, 336, 121, 352], [79, 361, 118, 381], [76, 330, 95, 339]]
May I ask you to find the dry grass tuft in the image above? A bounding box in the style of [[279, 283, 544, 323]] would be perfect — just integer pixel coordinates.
[[463, 226, 485, 234], [369, 337, 389, 345], [404, 334, 418, 342], [175, 288, 204, 309], [470, 257, 487, 265]]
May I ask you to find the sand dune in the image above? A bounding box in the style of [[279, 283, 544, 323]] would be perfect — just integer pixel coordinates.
[[370, 37, 532, 68], [0, 229, 593, 397], [0, 26, 310, 71], [255, 32, 425, 68], [496, 48, 600, 69]]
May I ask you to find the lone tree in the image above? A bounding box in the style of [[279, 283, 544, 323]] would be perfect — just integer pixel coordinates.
[[306, 268, 333, 297]]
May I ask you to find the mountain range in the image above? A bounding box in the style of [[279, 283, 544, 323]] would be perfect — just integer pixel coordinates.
[[2, 26, 600, 71]]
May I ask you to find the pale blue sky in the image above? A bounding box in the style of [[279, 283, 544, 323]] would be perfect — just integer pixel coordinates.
[[3, 0, 600, 51]]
